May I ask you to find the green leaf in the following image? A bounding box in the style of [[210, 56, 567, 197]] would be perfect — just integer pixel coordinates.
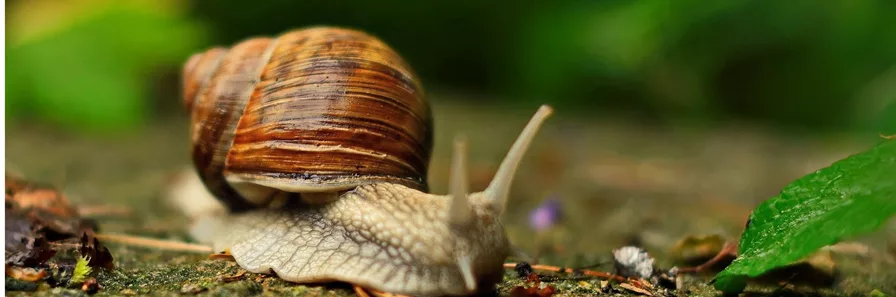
[[713, 139, 896, 294]]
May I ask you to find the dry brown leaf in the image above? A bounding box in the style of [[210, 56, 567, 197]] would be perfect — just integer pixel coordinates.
[[669, 234, 727, 263], [619, 282, 653, 296], [79, 232, 114, 270], [5, 207, 57, 266], [752, 249, 837, 287], [4, 172, 114, 271], [6, 174, 79, 218], [5, 266, 48, 282], [217, 270, 246, 283]]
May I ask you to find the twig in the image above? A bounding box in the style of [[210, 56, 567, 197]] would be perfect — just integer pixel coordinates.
[[78, 205, 133, 217], [353, 285, 372, 297], [503, 262, 627, 282], [218, 270, 246, 283], [353, 285, 409, 297], [368, 287, 410, 297], [676, 241, 738, 273], [101, 222, 187, 234], [49, 242, 82, 249], [94, 233, 213, 254]]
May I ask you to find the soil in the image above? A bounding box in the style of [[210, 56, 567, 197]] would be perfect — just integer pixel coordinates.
[[6, 97, 896, 296]]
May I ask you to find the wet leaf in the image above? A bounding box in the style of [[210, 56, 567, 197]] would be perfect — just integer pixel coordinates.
[[713, 139, 896, 294], [5, 207, 57, 266], [4, 172, 115, 274]]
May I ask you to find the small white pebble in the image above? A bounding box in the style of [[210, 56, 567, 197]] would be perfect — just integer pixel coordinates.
[[613, 246, 655, 279]]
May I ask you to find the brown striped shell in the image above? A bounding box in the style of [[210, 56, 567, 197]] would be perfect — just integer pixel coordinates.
[[181, 27, 433, 210]]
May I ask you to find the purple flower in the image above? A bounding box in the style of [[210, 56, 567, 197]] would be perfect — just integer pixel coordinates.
[[528, 196, 562, 231]]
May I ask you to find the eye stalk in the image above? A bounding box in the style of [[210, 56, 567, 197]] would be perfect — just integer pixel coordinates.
[[449, 134, 473, 228], [447, 104, 554, 226], [485, 105, 553, 215]]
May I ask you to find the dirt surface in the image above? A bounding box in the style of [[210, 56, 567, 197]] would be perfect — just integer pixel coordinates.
[[6, 97, 896, 296]]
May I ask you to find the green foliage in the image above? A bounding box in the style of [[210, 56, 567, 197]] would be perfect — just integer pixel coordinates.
[[6, 0, 206, 134], [6, 0, 896, 132], [170, 0, 896, 130], [713, 139, 896, 294], [509, 0, 896, 129]]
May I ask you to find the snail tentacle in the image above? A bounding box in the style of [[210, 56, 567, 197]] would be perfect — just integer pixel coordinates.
[[484, 105, 554, 214], [448, 134, 473, 227]]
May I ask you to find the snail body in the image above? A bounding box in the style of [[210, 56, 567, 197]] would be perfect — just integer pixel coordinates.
[[178, 26, 553, 296]]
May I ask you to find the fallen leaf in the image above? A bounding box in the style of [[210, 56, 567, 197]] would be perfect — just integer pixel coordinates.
[[599, 280, 610, 293], [5, 207, 57, 266], [752, 250, 837, 287], [181, 283, 207, 294], [4, 172, 115, 276], [217, 270, 247, 283], [6, 173, 84, 239], [6, 266, 48, 282], [619, 283, 653, 296], [669, 234, 726, 263], [5, 174, 79, 218], [803, 249, 836, 276]]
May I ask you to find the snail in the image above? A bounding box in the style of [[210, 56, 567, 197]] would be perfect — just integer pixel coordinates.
[[176, 26, 554, 296]]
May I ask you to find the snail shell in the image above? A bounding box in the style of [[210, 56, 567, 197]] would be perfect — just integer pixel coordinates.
[[181, 27, 432, 210]]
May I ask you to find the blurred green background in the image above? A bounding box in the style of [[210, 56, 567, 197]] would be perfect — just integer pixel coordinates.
[[6, 0, 896, 135]]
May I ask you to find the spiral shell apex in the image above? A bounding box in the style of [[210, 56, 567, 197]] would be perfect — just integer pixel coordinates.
[[181, 27, 433, 210]]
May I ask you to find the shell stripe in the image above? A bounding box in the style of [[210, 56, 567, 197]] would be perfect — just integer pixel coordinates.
[[224, 29, 431, 192], [190, 37, 280, 210]]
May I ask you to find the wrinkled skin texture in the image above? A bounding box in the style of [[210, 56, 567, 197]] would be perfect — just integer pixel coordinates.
[[207, 183, 510, 296]]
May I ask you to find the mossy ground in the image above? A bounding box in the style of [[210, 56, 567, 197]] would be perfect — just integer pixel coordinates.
[[7, 99, 896, 296]]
